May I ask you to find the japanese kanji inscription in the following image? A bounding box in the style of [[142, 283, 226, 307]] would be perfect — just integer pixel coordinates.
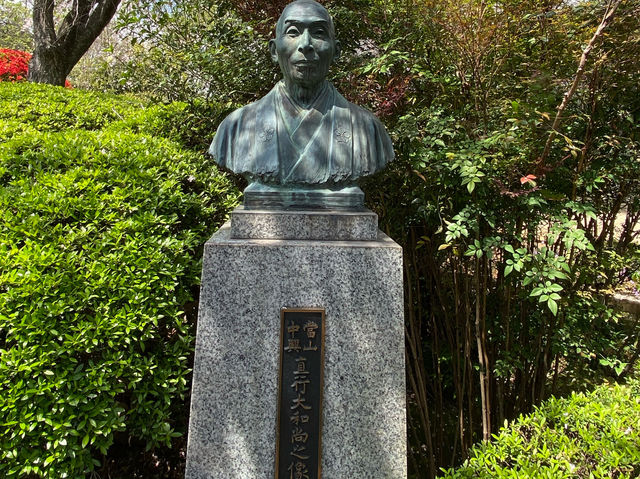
[[276, 309, 325, 479]]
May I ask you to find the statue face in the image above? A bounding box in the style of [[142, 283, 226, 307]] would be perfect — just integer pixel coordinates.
[[270, 2, 340, 89]]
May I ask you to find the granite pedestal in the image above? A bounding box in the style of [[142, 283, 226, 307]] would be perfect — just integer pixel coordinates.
[[229, 206, 378, 241], [185, 209, 406, 478]]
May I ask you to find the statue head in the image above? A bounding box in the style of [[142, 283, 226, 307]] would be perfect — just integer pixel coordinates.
[[269, 0, 341, 92]]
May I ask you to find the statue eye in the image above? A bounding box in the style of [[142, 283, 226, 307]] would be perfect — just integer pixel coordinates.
[[286, 26, 300, 36]]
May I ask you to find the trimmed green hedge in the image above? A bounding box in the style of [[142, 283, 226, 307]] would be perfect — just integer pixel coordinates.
[[0, 83, 239, 477], [439, 379, 640, 478], [0, 82, 232, 153]]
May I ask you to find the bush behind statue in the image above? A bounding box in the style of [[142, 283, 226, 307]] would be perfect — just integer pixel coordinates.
[[0, 82, 239, 477], [439, 378, 640, 478]]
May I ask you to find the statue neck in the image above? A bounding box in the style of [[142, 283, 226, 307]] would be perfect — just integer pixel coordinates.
[[282, 80, 328, 109]]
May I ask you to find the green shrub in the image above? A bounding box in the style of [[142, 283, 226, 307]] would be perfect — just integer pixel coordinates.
[[0, 82, 235, 156], [0, 82, 148, 134], [439, 379, 640, 478], [0, 82, 239, 477]]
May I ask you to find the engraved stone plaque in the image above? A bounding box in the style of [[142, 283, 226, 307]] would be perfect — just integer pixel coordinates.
[[276, 308, 325, 479]]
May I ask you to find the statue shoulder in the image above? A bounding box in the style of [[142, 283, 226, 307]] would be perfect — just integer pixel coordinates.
[[210, 88, 279, 169], [345, 98, 392, 140], [349, 102, 385, 129], [332, 88, 395, 167], [216, 87, 278, 134], [332, 88, 388, 130]]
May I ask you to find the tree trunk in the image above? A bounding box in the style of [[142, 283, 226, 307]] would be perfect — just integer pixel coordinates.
[[28, 0, 121, 86], [28, 47, 69, 86]]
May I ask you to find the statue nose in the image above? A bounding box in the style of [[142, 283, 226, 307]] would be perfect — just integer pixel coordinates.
[[298, 30, 314, 53]]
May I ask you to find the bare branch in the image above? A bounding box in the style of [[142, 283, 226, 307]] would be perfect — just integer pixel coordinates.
[[57, 0, 92, 40], [538, 0, 624, 167]]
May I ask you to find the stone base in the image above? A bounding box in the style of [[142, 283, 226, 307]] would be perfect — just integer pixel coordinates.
[[230, 206, 378, 241], [185, 222, 406, 479]]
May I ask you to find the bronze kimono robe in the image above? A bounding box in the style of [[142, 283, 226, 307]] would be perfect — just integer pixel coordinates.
[[210, 81, 394, 185]]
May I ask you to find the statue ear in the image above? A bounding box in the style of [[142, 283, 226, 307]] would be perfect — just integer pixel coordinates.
[[333, 40, 342, 63], [269, 39, 278, 63]]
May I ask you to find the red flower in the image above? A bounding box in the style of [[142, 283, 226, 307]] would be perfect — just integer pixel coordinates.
[[0, 48, 72, 87]]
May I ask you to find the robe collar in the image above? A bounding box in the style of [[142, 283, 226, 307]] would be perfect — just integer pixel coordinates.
[[253, 81, 353, 184]]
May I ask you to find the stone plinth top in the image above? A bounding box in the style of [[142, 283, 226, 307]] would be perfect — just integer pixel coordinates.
[[229, 206, 379, 241]]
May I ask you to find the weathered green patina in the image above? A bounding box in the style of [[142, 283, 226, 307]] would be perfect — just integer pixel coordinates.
[[209, 0, 394, 209]]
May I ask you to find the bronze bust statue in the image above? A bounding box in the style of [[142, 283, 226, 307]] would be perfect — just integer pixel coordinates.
[[210, 0, 394, 209]]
